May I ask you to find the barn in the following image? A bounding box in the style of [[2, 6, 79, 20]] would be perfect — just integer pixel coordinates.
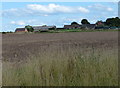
[[81, 24, 96, 29], [15, 28, 28, 32], [32, 26, 56, 32], [64, 24, 81, 29]]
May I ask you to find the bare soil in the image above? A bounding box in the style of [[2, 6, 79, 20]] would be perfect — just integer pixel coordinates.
[[2, 32, 118, 61]]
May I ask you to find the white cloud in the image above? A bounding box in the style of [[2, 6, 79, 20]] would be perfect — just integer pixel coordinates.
[[27, 4, 73, 13], [3, 3, 90, 17], [63, 22, 69, 25], [11, 21, 16, 24], [88, 4, 113, 12], [10, 19, 47, 26], [27, 4, 90, 14], [44, 14, 49, 16], [5, 8, 18, 12], [27, 19, 36, 23], [10, 8, 18, 11], [107, 7, 113, 11], [10, 21, 26, 25], [78, 7, 89, 13]]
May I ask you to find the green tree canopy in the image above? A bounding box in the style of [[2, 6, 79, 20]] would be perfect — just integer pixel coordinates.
[[25, 25, 34, 32], [42, 25, 47, 27], [71, 22, 79, 25], [105, 17, 120, 27], [81, 19, 90, 24]]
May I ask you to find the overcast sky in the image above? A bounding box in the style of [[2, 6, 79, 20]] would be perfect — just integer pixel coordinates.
[[1, 2, 118, 32]]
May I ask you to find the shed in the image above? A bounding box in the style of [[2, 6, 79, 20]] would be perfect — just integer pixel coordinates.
[[81, 24, 96, 29], [15, 28, 28, 32], [33, 26, 56, 32], [64, 24, 81, 29]]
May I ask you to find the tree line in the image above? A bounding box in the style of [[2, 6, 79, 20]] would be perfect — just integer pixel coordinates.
[[72, 17, 120, 27]]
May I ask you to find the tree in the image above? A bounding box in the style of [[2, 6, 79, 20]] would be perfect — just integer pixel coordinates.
[[2, 32, 6, 34], [105, 17, 120, 27], [81, 19, 90, 24], [71, 22, 79, 25], [25, 25, 34, 32], [42, 25, 47, 27]]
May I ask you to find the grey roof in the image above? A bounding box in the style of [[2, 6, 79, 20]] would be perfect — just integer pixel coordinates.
[[82, 24, 96, 29], [64, 24, 81, 29], [33, 26, 56, 31]]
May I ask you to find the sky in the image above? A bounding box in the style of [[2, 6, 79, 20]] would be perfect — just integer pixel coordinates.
[[1, 2, 119, 32]]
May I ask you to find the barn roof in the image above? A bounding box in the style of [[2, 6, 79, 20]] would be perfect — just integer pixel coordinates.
[[82, 24, 96, 29], [15, 28, 26, 32], [32, 26, 56, 31], [64, 24, 81, 28], [64, 25, 72, 28]]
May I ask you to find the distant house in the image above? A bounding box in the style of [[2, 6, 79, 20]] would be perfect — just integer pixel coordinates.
[[15, 28, 28, 32], [96, 21, 105, 26], [64, 23, 97, 30], [64, 25, 72, 29], [32, 26, 56, 32], [64, 24, 81, 29], [81, 24, 96, 29]]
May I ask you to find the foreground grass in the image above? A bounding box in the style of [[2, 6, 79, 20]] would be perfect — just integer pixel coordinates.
[[0, 61, 2, 87], [3, 45, 118, 86]]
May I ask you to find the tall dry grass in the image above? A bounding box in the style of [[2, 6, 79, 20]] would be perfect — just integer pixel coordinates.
[[0, 61, 2, 87], [2, 44, 118, 86]]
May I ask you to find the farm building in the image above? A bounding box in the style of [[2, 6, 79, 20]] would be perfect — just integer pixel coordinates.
[[32, 26, 56, 32], [81, 24, 96, 29], [96, 21, 105, 26], [64, 24, 82, 29], [64, 23, 96, 30], [15, 28, 28, 32]]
